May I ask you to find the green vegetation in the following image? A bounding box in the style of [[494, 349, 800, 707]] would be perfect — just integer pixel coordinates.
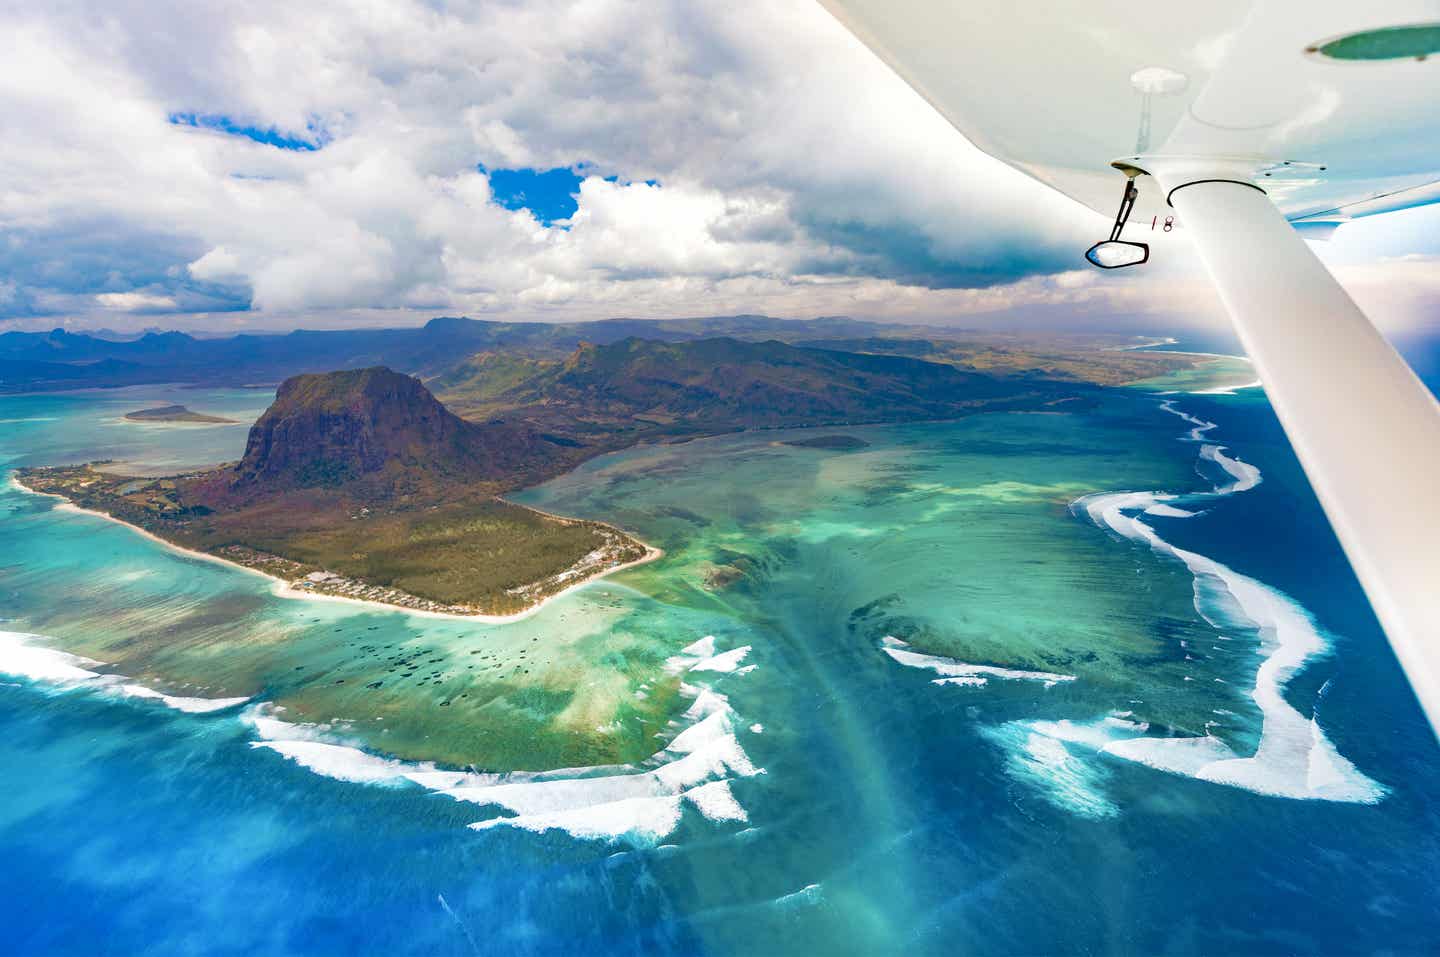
[[796, 336, 1198, 386], [251, 500, 645, 613], [434, 335, 1093, 440], [17, 464, 646, 616], [427, 351, 557, 402]]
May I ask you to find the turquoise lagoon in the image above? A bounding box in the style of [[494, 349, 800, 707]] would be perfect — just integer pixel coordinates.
[[1, 373, 1437, 955]]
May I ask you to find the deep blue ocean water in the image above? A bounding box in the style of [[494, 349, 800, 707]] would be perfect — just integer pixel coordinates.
[[1, 338, 1438, 956]]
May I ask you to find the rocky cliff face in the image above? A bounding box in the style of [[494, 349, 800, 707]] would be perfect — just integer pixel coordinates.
[[233, 367, 543, 491]]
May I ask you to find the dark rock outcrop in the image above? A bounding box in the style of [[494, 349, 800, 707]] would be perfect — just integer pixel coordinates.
[[233, 367, 544, 490]]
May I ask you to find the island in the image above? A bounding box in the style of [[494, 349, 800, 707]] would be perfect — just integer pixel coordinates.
[[18, 335, 1111, 619], [124, 404, 237, 424]]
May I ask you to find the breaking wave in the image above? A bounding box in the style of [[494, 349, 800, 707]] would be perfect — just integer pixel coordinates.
[[1059, 400, 1385, 805], [881, 636, 1074, 689], [0, 630, 249, 713], [912, 399, 1385, 810], [244, 634, 763, 843], [1, 625, 764, 843]]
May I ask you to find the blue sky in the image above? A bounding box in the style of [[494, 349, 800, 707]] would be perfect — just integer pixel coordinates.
[[167, 112, 330, 152], [1, 0, 1437, 334], [480, 166, 583, 227]]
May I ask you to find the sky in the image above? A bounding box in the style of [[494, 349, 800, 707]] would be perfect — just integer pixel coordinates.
[[2, 0, 1438, 336]]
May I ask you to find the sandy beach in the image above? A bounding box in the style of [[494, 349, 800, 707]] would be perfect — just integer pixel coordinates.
[[9, 474, 662, 624]]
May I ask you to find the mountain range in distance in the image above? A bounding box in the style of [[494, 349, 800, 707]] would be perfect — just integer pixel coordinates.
[[0, 314, 1194, 393]]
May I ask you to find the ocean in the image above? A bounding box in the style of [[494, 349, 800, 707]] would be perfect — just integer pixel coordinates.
[[1, 345, 1437, 956]]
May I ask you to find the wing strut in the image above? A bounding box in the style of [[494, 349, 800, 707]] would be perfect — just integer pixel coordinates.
[[1154, 169, 1440, 734]]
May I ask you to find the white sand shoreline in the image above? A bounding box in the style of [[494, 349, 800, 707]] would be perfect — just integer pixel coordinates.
[[1132, 348, 1253, 363], [1122, 349, 1262, 394], [8, 474, 662, 625]]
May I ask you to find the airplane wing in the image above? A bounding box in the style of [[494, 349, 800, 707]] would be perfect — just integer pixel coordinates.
[[818, 0, 1440, 733]]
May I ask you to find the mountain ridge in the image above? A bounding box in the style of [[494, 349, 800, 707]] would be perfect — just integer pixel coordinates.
[[0, 316, 1190, 393], [437, 335, 1087, 441]]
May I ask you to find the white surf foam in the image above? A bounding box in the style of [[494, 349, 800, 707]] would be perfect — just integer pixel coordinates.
[[252, 739, 421, 785], [1192, 379, 1263, 396], [665, 635, 717, 673], [1158, 399, 1217, 442], [0, 631, 103, 684], [1200, 444, 1261, 494], [244, 637, 765, 843], [3, 614, 761, 841], [441, 702, 757, 817], [774, 883, 824, 908], [665, 636, 752, 675], [469, 793, 687, 842], [690, 645, 751, 673], [684, 779, 748, 823], [1041, 399, 1387, 807], [453, 646, 762, 840], [981, 723, 1118, 819], [881, 636, 1074, 688], [0, 630, 250, 714], [242, 705, 493, 788], [116, 683, 249, 713], [678, 635, 716, 658]]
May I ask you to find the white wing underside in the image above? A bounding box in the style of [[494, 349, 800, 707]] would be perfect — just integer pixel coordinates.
[[816, 0, 1440, 226], [819, 0, 1440, 733]]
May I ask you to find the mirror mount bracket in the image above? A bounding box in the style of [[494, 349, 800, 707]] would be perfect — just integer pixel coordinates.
[[1106, 178, 1139, 243], [1085, 173, 1150, 268]]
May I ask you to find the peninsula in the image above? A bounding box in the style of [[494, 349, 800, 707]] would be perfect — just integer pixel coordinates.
[[23, 368, 652, 617], [19, 335, 1105, 617]]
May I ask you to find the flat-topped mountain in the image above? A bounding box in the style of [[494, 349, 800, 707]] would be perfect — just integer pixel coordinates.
[[233, 367, 544, 490]]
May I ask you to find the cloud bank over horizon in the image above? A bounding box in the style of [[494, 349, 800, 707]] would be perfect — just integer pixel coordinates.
[[2, 0, 1437, 335]]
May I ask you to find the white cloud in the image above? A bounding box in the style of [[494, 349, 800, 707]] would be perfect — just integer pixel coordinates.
[[0, 0, 1436, 333], [94, 291, 178, 311]]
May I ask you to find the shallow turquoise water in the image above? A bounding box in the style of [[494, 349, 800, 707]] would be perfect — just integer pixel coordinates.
[[1, 376, 1437, 955]]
